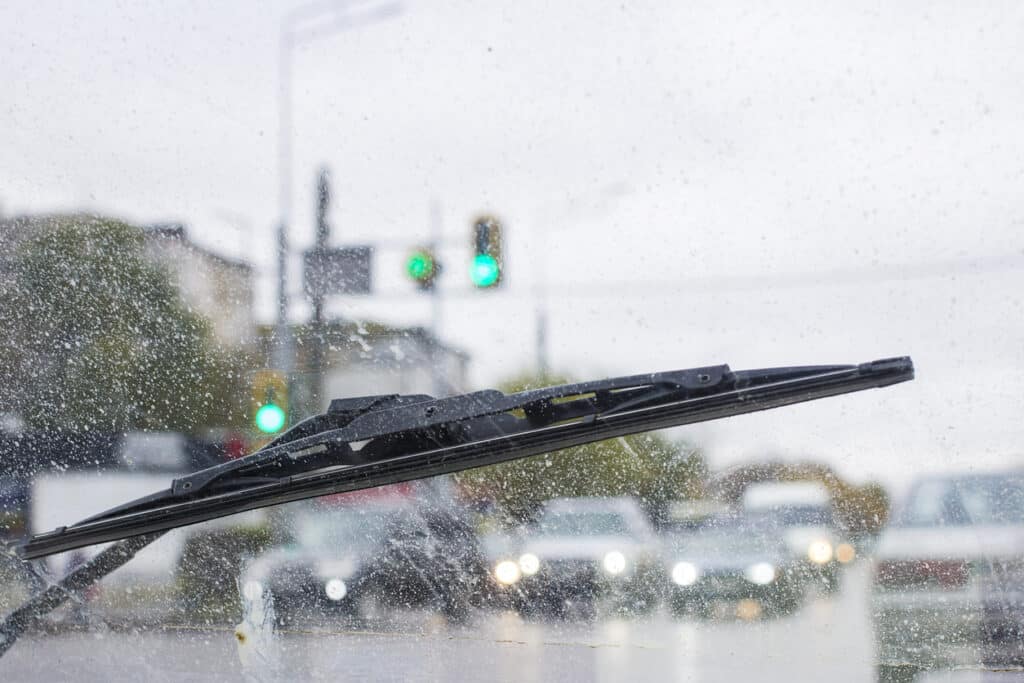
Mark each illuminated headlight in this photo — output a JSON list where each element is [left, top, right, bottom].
[[836, 543, 856, 564], [325, 578, 348, 601], [603, 551, 627, 575], [807, 540, 833, 565], [242, 580, 264, 601], [671, 562, 699, 586], [745, 562, 776, 585], [494, 560, 522, 585], [519, 553, 540, 576]]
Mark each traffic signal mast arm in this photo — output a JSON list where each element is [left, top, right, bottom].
[[19, 357, 914, 559]]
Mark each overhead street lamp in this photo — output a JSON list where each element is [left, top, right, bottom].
[[272, 0, 404, 380]]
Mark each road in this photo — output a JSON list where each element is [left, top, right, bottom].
[[1, 562, 1020, 682]]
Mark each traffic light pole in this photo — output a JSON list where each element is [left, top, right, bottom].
[[272, 222, 294, 420], [310, 168, 331, 413], [429, 200, 444, 397], [275, 1, 403, 423]]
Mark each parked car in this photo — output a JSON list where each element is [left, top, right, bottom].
[[871, 470, 1024, 682], [663, 515, 804, 618], [241, 496, 492, 624], [491, 497, 661, 617]]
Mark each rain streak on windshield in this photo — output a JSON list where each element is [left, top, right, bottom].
[[1, 1, 1023, 682]]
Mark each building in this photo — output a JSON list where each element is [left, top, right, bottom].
[[260, 321, 470, 416], [0, 215, 256, 351], [143, 223, 255, 349]]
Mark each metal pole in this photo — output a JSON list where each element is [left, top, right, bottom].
[[275, 2, 402, 415], [536, 305, 549, 378], [275, 22, 294, 397], [429, 200, 444, 396], [272, 222, 291, 374], [535, 220, 549, 378], [310, 168, 331, 412]]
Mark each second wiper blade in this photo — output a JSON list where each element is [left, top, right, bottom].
[[20, 357, 913, 559]]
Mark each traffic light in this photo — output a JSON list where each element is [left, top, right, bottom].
[[471, 216, 503, 288], [252, 369, 288, 434], [406, 248, 439, 290]]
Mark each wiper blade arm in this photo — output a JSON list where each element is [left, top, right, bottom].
[[18, 357, 913, 560], [0, 532, 163, 657]]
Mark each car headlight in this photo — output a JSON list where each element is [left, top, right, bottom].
[[745, 562, 776, 585], [242, 580, 264, 601], [671, 561, 699, 586], [836, 543, 856, 564], [807, 540, 833, 565], [494, 560, 521, 585], [603, 550, 627, 575], [518, 553, 540, 576], [324, 578, 348, 601]]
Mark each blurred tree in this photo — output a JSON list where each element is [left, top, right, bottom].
[[0, 215, 247, 432], [454, 372, 707, 525], [709, 461, 891, 535]]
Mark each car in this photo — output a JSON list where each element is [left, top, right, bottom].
[[743, 481, 848, 592], [663, 515, 804, 618], [871, 470, 1024, 682], [491, 497, 662, 618], [240, 495, 492, 624]]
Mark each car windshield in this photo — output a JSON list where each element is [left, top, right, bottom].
[[537, 511, 631, 537], [670, 530, 780, 557], [290, 505, 394, 551], [895, 475, 1024, 527], [748, 506, 834, 528], [2, 2, 1022, 681]]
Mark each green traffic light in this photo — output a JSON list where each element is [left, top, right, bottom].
[[407, 251, 434, 281], [470, 253, 500, 287], [255, 403, 286, 434]]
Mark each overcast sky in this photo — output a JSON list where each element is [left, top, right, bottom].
[[3, 0, 1023, 490]]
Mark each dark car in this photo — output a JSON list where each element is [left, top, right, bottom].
[[241, 496, 492, 624], [663, 518, 804, 618]]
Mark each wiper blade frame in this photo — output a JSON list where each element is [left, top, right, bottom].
[[18, 357, 913, 560]]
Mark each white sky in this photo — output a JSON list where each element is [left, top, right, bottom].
[[3, 0, 1024, 490]]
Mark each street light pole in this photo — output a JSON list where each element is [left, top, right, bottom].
[[272, 9, 296, 389], [273, 0, 403, 409]]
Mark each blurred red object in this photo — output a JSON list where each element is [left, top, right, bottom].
[[224, 432, 248, 460], [320, 482, 415, 506]]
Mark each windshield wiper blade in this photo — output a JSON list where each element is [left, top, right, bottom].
[[18, 357, 913, 560]]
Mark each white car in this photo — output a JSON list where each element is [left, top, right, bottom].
[[491, 497, 662, 617], [743, 481, 848, 591], [871, 470, 1024, 682]]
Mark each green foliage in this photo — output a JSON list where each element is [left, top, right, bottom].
[[0, 215, 246, 432], [455, 372, 707, 524], [710, 461, 891, 534]]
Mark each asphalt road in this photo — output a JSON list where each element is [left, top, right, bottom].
[[1, 562, 1021, 682]]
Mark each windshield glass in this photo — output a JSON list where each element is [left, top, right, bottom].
[[895, 475, 1024, 527], [2, 2, 1022, 681], [670, 530, 780, 556], [537, 511, 631, 537]]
